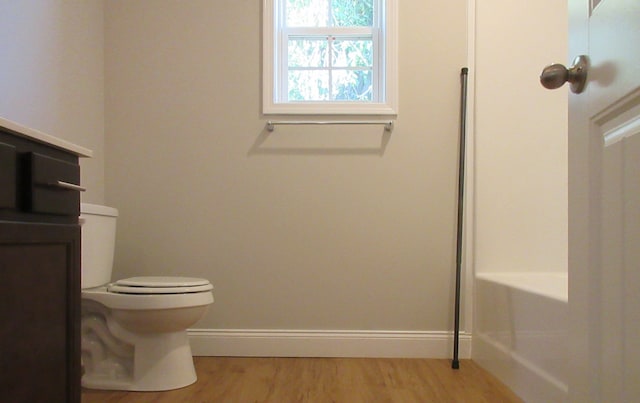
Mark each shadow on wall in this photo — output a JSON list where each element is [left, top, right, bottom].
[[248, 124, 393, 157]]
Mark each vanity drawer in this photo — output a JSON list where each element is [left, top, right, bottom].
[[27, 152, 81, 216], [0, 142, 16, 209]]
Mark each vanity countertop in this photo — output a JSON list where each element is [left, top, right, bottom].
[[0, 117, 93, 158]]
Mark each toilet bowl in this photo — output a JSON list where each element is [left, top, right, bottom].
[[80, 203, 214, 391]]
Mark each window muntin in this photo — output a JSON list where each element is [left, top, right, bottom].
[[286, 35, 374, 102]]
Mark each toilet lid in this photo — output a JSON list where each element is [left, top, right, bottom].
[[107, 276, 213, 295]]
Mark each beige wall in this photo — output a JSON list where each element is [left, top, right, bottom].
[[105, 1, 468, 331], [0, 1, 105, 203], [474, 0, 568, 274]]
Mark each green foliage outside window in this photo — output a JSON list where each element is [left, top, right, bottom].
[[285, 0, 376, 102], [285, 0, 374, 27]]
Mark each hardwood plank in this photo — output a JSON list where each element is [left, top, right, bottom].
[[82, 357, 523, 402]]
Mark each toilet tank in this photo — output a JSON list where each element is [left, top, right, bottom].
[[80, 203, 118, 289]]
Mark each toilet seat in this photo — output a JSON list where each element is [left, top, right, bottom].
[[107, 276, 213, 295]]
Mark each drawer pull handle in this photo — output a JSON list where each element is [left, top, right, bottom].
[[55, 180, 86, 192]]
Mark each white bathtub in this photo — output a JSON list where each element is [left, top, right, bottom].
[[473, 272, 568, 403]]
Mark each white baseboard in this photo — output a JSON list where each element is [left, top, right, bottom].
[[188, 329, 472, 358]]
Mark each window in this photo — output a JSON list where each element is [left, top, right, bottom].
[[263, 0, 398, 115]]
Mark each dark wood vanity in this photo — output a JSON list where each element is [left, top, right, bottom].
[[0, 120, 91, 403]]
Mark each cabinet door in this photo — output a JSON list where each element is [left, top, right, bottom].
[[0, 223, 80, 403], [0, 142, 16, 208]]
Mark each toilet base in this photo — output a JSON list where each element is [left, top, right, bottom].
[[82, 309, 198, 391]]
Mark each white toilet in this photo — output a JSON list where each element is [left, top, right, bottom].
[[80, 203, 213, 391]]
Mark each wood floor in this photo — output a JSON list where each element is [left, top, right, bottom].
[[82, 357, 523, 403]]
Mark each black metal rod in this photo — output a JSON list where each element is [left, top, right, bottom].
[[452, 67, 469, 370]]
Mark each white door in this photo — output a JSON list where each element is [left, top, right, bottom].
[[566, 0, 640, 401]]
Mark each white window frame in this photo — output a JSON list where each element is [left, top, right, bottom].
[[263, 0, 398, 115]]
